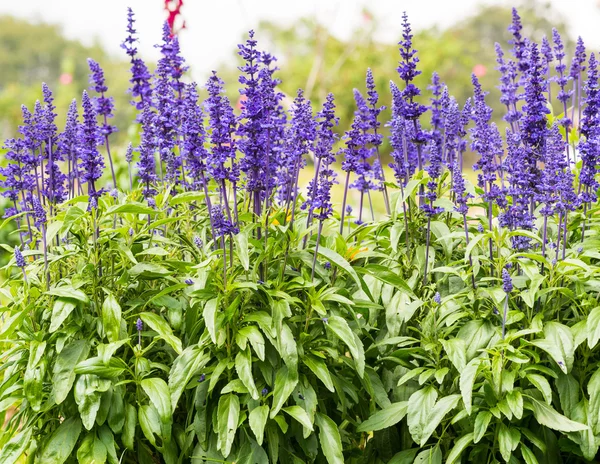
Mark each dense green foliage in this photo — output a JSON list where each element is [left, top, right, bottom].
[[1, 179, 600, 463]]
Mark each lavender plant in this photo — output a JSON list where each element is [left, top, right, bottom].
[[3, 7, 600, 464]]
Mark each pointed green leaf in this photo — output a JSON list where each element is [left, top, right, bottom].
[[249, 405, 269, 446], [316, 413, 344, 464], [217, 394, 240, 458], [356, 401, 408, 432]]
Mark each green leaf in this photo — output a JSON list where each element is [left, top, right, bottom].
[[47, 287, 89, 303], [363, 264, 414, 296], [74, 374, 104, 430], [203, 298, 218, 345], [303, 355, 335, 392], [140, 312, 183, 354], [530, 322, 574, 374], [316, 413, 344, 464], [414, 446, 442, 464], [460, 359, 480, 415], [217, 394, 240, 458], [52, 340, 90, 404], [498, 423, 520, 462], [388, 449, 419, 464], [101, 293, 121, 343], [141, 378, 172, 437], [38, 417, 82, 464], [407, 386, 438, 445], [0, 428, 32, 464], [169, 345, 209, 411], [278, 322, 298, 372], [506, 390, 524, 420], [234, 231, 250, 271], [106, 202, 158, 215], [169, 191, 206, 205], [445, 434, 474, 464], [249, 405, 269, 446], [473, 411, 492, 443], [419, 394, 461, 445], [239, 325, 265, 361], [526, 397, 588, 432], [138, 404, 161, 446], [326, 315, 365, 378], [587, 306, 600, 348], [441, 339, 467, 372], [520, 444, 539, 464], [282, 405, 314, 432], [270, 366, 298, 418], [122, 404, 137, 450], [527, 373, 553, 405], [317, 246, 367, 298], [235, 347, 259, 400], [49, 298, 77, 332], [129, 262, 171, 279], [356, 401, 408, 432], [77, 433, 107, 464]]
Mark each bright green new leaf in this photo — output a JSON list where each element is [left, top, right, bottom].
[[303, 355, 335, 392]]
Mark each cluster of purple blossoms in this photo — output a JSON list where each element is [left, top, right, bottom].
[[5, 6, 600, 289]]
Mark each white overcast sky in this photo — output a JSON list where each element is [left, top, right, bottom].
[[2, 0, 600, 81]]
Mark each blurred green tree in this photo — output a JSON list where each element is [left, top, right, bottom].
[[0, 15, 135, 146]]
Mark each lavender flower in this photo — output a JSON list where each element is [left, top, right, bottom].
[[470, 75, 503, 205], [261, 387, 269, 396], [570, 37, 587, 81], [279, 89, 316, 204], [78, 91, 105, 202], [184, 278, 194, 285], [495, 43, 521, 127], [15, 247, 25, 268], [502, 268, 513, 293], [156, 21, 188, 95], [433, 292, 441, 304], [137, 104, 158, 198], [136, 318, 143, 331], [193, 236, 203, 249], [181, 83, 208, 190], [307, 93, 338, 221], [205, 71, 238, 186], [198, 374, 206, 383], [508, 8, 528, 72], [211, 205, 238, 237], [32, 196, 46, 229], [58, 100, 81, 197], [87, 59, 117, 136], [237, 31, 266, 213], [452, 160, 471, 216], [578, 53, 600, 204], [122, 8, 152, 109]]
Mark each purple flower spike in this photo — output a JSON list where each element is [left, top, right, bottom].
[[502, 268, 513, 294], [79, 90, 105, 201], [15, 247, 25, 268], [122, 8, 152, 109], [136, 317, 143, 332]]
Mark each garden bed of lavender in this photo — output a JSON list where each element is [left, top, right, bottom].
[[1, 6, 600, 464]]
